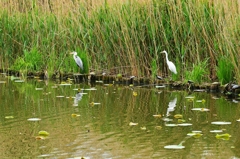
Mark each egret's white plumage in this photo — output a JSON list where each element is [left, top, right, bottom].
[[71, 52, 83, 70], [161, 50, 177, 74]]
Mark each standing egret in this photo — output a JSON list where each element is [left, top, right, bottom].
[[161, 50, 177, 74], [70, 51, 83, 70]]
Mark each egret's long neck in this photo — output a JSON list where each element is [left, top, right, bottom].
[[164, 52, 169, 62]]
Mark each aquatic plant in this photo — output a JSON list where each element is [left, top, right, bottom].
[[216, 56, 234, 85], [185, 59, 209, 84]]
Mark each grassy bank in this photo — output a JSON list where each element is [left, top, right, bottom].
[[0, 0, 239, 84]]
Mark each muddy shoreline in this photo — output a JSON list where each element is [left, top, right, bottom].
[[0, 69, 239, 100]]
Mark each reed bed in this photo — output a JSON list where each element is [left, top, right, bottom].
[[0, 0, 239, 83]]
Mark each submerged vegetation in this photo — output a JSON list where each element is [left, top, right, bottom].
[[0, 0, 239, 83]]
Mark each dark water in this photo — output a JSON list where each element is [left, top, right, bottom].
[[0, 75, 240, 158]]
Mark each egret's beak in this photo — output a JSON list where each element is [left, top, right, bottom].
[[69, 52, 74, 55]]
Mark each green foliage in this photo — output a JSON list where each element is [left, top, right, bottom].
[[11, 47, 43, 72], [216, 57, 234, 85], [0, 1, 239, 82], [185, 59, 209, 84]]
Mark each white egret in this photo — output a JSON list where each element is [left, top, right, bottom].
[[161, 50, 177, 74], [70, 51, 83, 70]]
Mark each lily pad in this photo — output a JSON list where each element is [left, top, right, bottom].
[[0, 81, 6, 84], [56, 96, 65, 98], [174, 114, 183, 119], [71, 114, 80, 117], [185, 96, 195, 99], [191, 108, 210, 111], [27, 118, 41, 121], [210, 130, 223, 133], [153, 114, 162, 118], [216, 133, 231, 140], [162, 118, 173, 122], [89, 102, 101, 106], [38, 131, 50, 136], [5, 116, 14, 119], [129, 122, 138, 126], [155, 126, 162, 130], [155, 85, 166, 88], [187, 132, 203, 137], [133, 91, 137, 96], [211, 121, 231, 125], [164, 145, 185, 149], [165, 124, 178, 127], [178, 123, 192, 126]]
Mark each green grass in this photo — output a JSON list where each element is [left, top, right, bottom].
[[185, 59, 209, 84], [0, 0, 239, 83], [216, 56, 234, 85]]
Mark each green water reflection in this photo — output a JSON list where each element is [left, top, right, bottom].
[[0, 77, 240, 158]]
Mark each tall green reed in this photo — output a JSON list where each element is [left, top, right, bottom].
[[0, 0, 239, 82]]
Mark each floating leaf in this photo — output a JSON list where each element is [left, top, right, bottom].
[[5, 116, 14, 119], [71, 114, 80, 117], [117, 74, 122, 78], [162, 118, 173, 122], [155, 126, 162, 130], [89, 102, 101, 106], [196, 99, 206, 103], [174, 114, 183, 119], [191, 108, 210, 111], [140, 126, 146, 130], [187, 132, 203, 138], [210, 130, 223, 133], [56, 95, 65, 98], [216, 133, 231, 140], [165, 123, 178, 127], [27, 118, 41, 121], [133, 91, 137, 96], [0, 81, 6, 84], [164, 145, 185, 149], [83, 88, 97, 91], [178, 123, 192, 126], [192, 130, 202, 133], [185, 96, 195, 99], [153, 114, 162, 118], [129, 122, 138, 126], [211, 121, 231, 125], [237, 119, 240, 122], [38, 131, 50, 136], [155, 85, 166, 88], [178, 119, 186, 123]]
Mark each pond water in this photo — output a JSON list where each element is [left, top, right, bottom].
[[0, 75, 240, 158]]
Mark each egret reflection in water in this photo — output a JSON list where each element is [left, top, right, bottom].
[[166, 97, 177, 116], [73, 89, 83, 106]]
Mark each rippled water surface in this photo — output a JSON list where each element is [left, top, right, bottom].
[[0, 76, 240, 158]]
